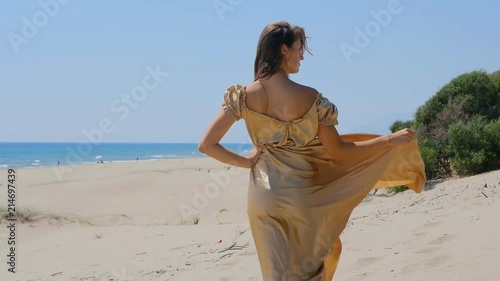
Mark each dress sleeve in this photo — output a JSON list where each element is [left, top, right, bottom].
[[221, 84, 245, 121], [316, 94, 339, 126]]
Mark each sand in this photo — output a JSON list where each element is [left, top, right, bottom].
[[0, 158, 499, 281]]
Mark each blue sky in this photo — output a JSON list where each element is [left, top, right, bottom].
[[1, 0, 499, 143]]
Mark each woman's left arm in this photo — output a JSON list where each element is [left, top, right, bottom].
[[198, 109, 261, 168]]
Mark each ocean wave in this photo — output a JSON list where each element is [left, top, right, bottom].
[[153, 154, 197, 158], [0, 142, 225, 168], [110, 160, 140, 163], [166, 154, 192, 158]]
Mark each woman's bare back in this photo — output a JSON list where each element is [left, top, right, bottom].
[[245, 77, 319, 123]]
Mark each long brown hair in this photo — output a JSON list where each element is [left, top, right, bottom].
[[254, 21, 311, 81]]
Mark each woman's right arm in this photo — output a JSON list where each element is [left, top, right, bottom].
[[318, 124, 416, 161]]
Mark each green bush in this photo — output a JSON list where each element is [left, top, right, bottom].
[[410, 70, 500, 179], [415, 70, 500, 137], [418, 138, 438, 178], [448, 116, 500, 175], [491, 72, 500, 88], [485, 118, 500, 159], [491, 70, 500, 102], [418, 137, 452, 179], [387, 185, 409, 194], [387, 70, 500, 181], [389, 120, 413, 133]]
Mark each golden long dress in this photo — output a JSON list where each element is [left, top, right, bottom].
[[221, 84, 426, 281]]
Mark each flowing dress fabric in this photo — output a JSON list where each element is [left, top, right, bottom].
[[221, 84, 426, 281]]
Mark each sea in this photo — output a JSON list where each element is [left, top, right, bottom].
[[0, 142, 253, 169]]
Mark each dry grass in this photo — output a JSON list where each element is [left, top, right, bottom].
[[0, 207, 93, 225], [180, 215, 200, 225]]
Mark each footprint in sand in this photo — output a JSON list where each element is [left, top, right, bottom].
[[414, 247, 438, 254], [357, 257, 383, 266], [473, 201, 487, 207], [423, 220, 445, 228], [424, 255, 452, 268], [429, 234, 455, 245], [402, 255, 452, 273], [413, 234, 455, 255], [412, 231, 427, 238]]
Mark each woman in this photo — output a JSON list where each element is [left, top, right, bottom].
[[199, 21, 425, 281]]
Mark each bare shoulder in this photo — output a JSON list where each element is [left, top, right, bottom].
[[292, 82, 320, 98], [243, 81, 268, 113], [243, 80, 264, 95]]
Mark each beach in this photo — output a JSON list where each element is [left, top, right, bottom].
[[0, 158, 499, 281]]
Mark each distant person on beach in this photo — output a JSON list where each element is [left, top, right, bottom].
[[199, 21, 426, 280]]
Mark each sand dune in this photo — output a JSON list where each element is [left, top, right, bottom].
[[0, 158, 499, 281]]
